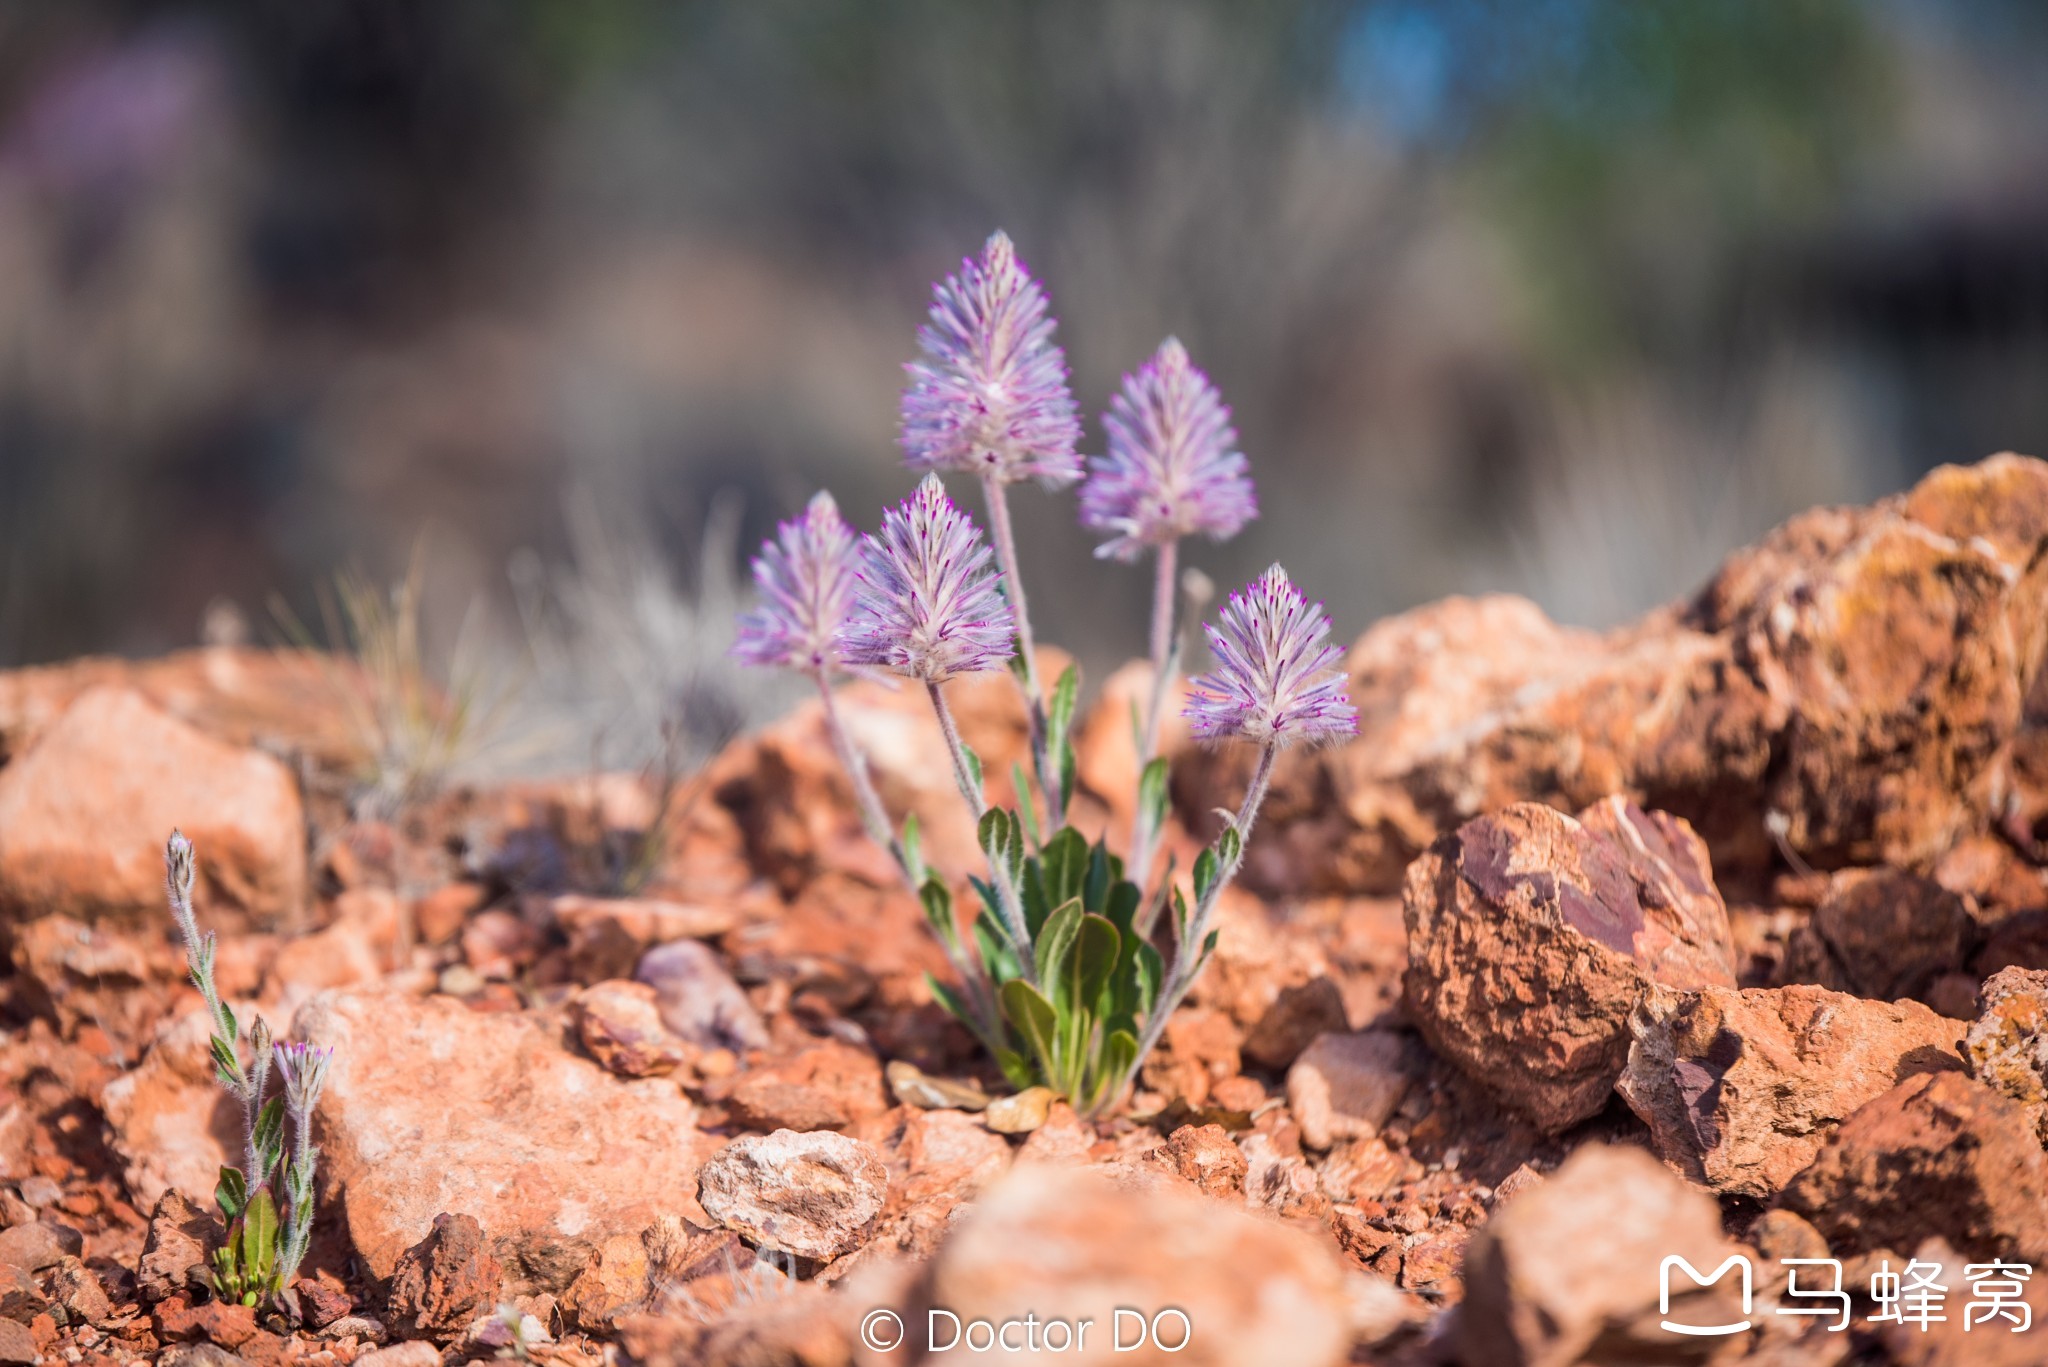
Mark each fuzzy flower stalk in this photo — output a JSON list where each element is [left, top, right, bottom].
[[731, 481, 1017, 1039], [272, 1041, 333, 1288], [900, 231, 1082, 825], [1080, 338, 1256, 891], [166, 833, 333, 1307], [1118, 565, 1356, 1096], [731, 491, 903, 864]]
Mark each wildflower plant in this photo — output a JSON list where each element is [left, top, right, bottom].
[[166, 833, 334, 1306], [732, 232, 1356, 1115]]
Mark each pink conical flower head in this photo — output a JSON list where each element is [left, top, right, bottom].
[[841, 474, 1017, 682], [899, 231, 1083, 488], [1184, 564, 1357, 746], [732, 491, 859, 675], [1081, 337, 1257, 561]]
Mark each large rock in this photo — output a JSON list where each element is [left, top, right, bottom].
[[101, 1009, 243, 1212], [1402, 798, 1737, 1131], [1803, 868, 1979, 1002], [696, 1129, 887, 1264], [900, 1163, 1354, 1367], [1618, 983, 1963, 1196], [1455, 1144, 1748, 1367], [0, 687, 306, 927], [1964, 967, 2048, 1125], [1190, 454, 2048, 899], [1777, 1070, 2048, 1262], [1285, 1030, 1412, 1151], [293, 989, 714, 1293]]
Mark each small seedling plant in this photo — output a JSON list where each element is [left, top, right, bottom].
[[734, 233, 1356, 1116], [165, 833, 334, 1306]]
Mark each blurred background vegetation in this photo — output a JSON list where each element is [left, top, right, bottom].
[[3, 0, 2046, 768]]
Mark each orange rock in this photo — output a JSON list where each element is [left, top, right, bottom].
[[1403, 798, 1738, 1131], [1619, 983, 1963, 1196], [0, 687, 306, 928], [293, 989, 716, 1293]]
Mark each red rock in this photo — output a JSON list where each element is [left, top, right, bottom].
[[1286, 1030, 1412, 1151], [292, 1276, 353, 1329], [696, 1129, 888, 1263], [1805, 868, 1979, 1002], [293, 989, 714, 1294], [1402, 798, 1737, 1131], [0, 687, 306, 928], [903, 1163, 1353, 1367], [0, 1320, 34, 1366], [1137, 1008, 1241, 1108], [0, 1219, 82, 1273], [573, 981, 690, 1078], [1240, 977, 1349, 1072], [549, 895, 736, 981], [47, 1256, 111, 1326], [154, 1297, 258, 1348], [386, 1213, 504, 1339], [135, 1190, 222, 1305], [1456, 1144, 1747, 1367], [7, 914, 168, 1057], [1778, 1070, 2048, 1262], [725, 1040, 886, 1133], [1964, 966, 2048, 1133], [1184, 455, 2048, 900], [634, 940, 768, 1053], [412, 883, 487, 948], [101, 1009, 241, 1212], [1154, 1124, 1246, 1201], [1747, 1209, 1828, 1263], [1618, 983, 1963, 1196], [458, 910, 539, 981], [559, 1234, 649, 1332]]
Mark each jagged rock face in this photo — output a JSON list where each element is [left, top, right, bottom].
[[1198, 453, 2048, 902], [1401, 797, 1738, 1131]]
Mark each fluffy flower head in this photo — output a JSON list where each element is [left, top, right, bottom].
[[273, 1040, 334, 1115], [899, 231, 1083, 488], [731, 491, 858, 674], [1081, 338, 1256, 561], [841, 474, 1016, 682], [1184, 564, 1357, 746]]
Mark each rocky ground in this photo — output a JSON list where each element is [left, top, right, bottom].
[[5, 454, 2048, 1366]]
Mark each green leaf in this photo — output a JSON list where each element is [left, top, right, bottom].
[[1058, 738, 1078, 817], [971, 911, 1021, 977], [1083, 840, 1112, 912], [252, 1096, 286, 1183], [1104, 879, 1141, 937], [1012, 763, 1042, 848], [242, 1187, 280, 1289], [961, 742, 984, 796], [1134, 942, 1165, 1016], [218, 1000, 237, 1043], [1215, 824, 1242, 873], [995, 1048, 1038, 1091], [1070, 913, 1121, 1017], [1047, 665, 1080, 747], [215, 1165, 248, 1223], [1193, 847, 1219, 904], [1033, 900, 1084, 998], [1000, 980, 1061, 1079], [210, 1034, 244, 1090], [1092, 1029, 1139, 1112], [901, 815, 926, 888], [1138, 758, 1170, 833], [1170, 885, 1191, 941], [919, 878, 959, 952], [1041, 827, 1089, 908]]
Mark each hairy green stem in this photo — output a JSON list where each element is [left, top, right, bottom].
[[1115, 740, 1279, 1108], [978, 473, 1064, 829]]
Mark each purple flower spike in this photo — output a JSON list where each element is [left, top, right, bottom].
[[1184, 565, 1357, 746], [899, 231, 1083, 489], [1081, 338, 1257, 562], [273, 1040, 334, 1114], [842, 474, 1017, 682], [732, 490, 859, 674]]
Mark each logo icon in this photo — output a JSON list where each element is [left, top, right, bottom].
[[1661, 1254, 1753, 1336]]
